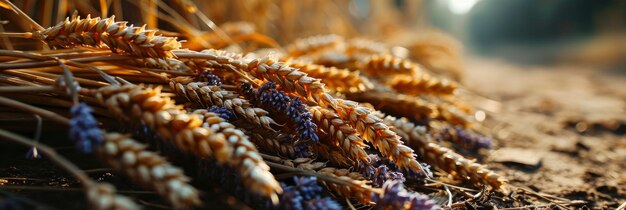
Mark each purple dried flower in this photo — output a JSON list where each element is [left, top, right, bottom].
[[372, 181, 439, 210], [242, 82, 319, 143], [303, 196, 341, 210], [373, 165, 406, 187], [278, 177, 339, 210], [435, 126, 492, 153], [69, 102, 103, 154], [208, 106, 235, 121], [371, 155, 432, 180], [25, 147, 41, 160], [198, 71, 222, 86], [294, 143, 310, 158]]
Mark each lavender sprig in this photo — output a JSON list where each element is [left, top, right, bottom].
[[434, 126, 492, 153], [372, 165, 406, 188], [370, 154, 432, 180], [372, 181, 439, 210], [198, 71, 222, 86], [208, 106, 235, 121], [68, 102, 103, 154], [278, 177, 340, 210], [242, 82, 319, 144]]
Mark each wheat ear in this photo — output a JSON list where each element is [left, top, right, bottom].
[[94, 84, 282, 202], [331, 99, 425, 175], [170, 77, 277, 131], [248, 131, 300, 158], [386, 74, 457, 96], [348, 91, 472, 126], [316, 167, 376, 204], [99, 132, 201, 208], [287, 34, 344, 57], [309, 106, 371, 169], [190, 108, 281, 198], [360, 54, 416, 76], [382, 115, 507, 191], [88, 183, 141, 210], [286, 61, 373, 93], [33, 15, 181, 58]]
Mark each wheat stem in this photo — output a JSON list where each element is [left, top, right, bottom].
[[0, 0, 44, 31], [0, 96, 70, 125], [0, 85, 56, 93]]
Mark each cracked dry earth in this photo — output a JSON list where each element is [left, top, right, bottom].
[[465, 58, 626, 209]]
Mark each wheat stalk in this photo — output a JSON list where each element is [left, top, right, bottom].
[[94, 84, 282, 202], [127, 58, 191, 73], [309, 106, 371, 169], [98, 132, 201, 208], [382, 115, 507, 191], [169, 77, 278, 131], [32, 15, 181, 58]]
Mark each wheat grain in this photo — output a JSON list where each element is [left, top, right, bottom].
[[94, 84, 282, 201], [99, 132, 201, 208], [33, 15, 181, 58], [382, 115, 507, 191]]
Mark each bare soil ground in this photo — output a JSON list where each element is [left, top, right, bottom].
[[465, 58, 626, 209]]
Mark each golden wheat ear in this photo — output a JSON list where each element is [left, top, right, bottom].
[[383, 115, 508, 192], [309, 106, 371, 169], [98, 132, 201, 208], [32, 15, 181, 58], [287, 61, 374, 93], [94, 84, 282, 202]]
